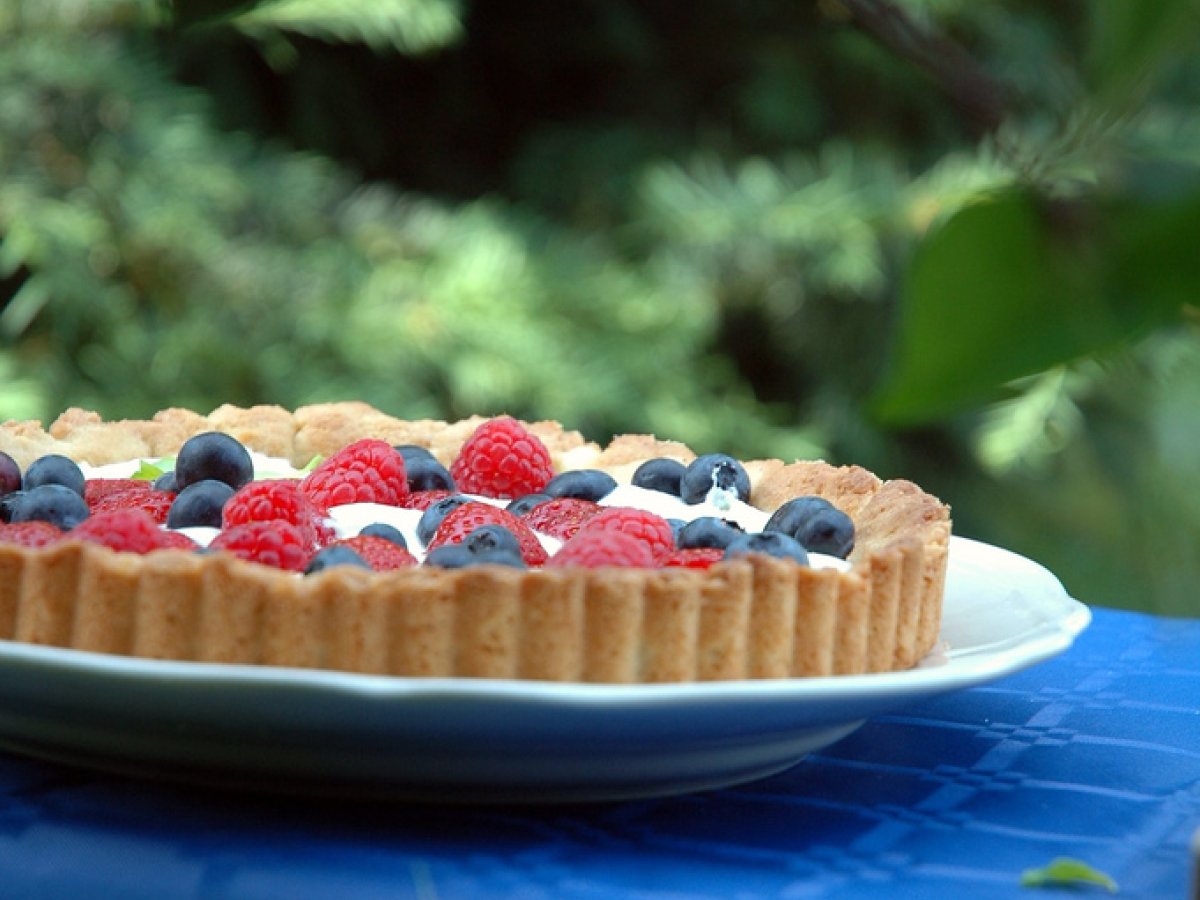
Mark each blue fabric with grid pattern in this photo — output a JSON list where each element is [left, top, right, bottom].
[[0, 606, 1197, 899]]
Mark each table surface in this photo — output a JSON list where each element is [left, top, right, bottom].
[[0, 605, 1197, 900]]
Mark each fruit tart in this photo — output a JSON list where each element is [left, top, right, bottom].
[[0, 403, 951, 683]]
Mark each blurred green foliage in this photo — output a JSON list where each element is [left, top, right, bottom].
[[1, 0, 1198, 616]]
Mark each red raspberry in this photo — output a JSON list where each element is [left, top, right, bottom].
[[70, 509, 177, 554], [658, 547, 724, 569], [426, 501, 549, 565], [158, 529, 200, 551], [300, 438, 409, 513], [91, 485, 175, 524], [576, 507, 675, 558], [223, 479, 333, 548], [85, 478, 157, 506], [400, 489, 455, 511], [546, 529, 656, 569], [521, 497, 602, 541], [333, 535, 417, 571], [0, 520, 66, 548], [449, 417, 554, 499], [209, 521, 312, 571]]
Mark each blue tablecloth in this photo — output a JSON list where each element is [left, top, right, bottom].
[[1, 606, 1197, 899]]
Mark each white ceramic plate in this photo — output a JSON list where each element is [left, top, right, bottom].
[[0, 537, 1089, 802]]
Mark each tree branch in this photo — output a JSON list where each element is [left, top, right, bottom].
[[834, 0, 1009, 138]]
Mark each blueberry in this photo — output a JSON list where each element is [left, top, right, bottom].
[[11, 484, 90, 530], [166, 479, 234, 529], [174, 432, 253, 492], [464, 524, 522, 558], [765, 496, 855, 558], [359, 522, 408, 548], [724, 531, 809, 565], [631, 458, 686, 496], [24, 454, 85, 497], [676, 516, 745, 551], [424, 542, 524, 569], [394, 444, 437, 464], [666, 517, 686, 541], [680, 454, 751, 505], [1, 490, 25, 523], [542, 469, 617, 502], [507, 493, 551, 516], [416, 494, 470, 545], [305, 544, 372, 575], [153, 470, 178, 493], [423, 544, 477, 569], [0, 451, 21, 498], [404, 455, 456, 492]]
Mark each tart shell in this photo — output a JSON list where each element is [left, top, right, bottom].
[[0, 403, 950, 682]]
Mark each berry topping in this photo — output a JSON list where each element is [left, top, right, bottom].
[[153, 470, 178, 493], [676, 516, 745, 551], [71, 509, 178, 554], [542, 469, 618, 502], [448, 417, 554, 499], [222, 479, 331, 548], [84, 478, 151, 506], [24, 454, 85, 497], [0, 520, 66, 548], [630, 457, 687, 496], [300, 438, 409, 513], [304, 544, 373, 575], [394, 444, 437, 464], [426, 501, 549, 566], [209, 521, 313, 571], [724, 531, 809, 565], [166, 479, 235, 529], [404, 455, 456, 493], [0, 491, 22, 523], [547, 529, 656, 569], [423, 544, 479, 569], [575, 507, 676, 558], [680, 454, 752, 506], [10, 484, 90, 530], [463, 523, 523, 559], [400, 489, 456, 511], [506, 492, 552, 516], [764, 496, 855, 558], [416, 494, 472, 545], [0, 451, 21, 498], [174, 432, 254, 492], [658, 547, 725, 569], [358, 522, 408, 548], [521, 497, 602, 541], [332, 534, 417, 571], [92, 487, 175, 525]]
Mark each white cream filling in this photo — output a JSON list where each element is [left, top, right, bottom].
[[79, 456, 846, 569]]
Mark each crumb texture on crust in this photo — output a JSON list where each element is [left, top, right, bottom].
[[0, 403, 951, 682]]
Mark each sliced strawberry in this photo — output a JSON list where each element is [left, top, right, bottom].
[[521, 497, 602, 541], [334, 535, 417, 571], [426, 501, 548, 566]]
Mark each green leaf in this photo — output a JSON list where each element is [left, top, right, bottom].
[[871, 188, 1196, 424], [1020, 857, 1118, 893], [1086, 0, 1200, 105], [131, 458, 170, 480], [229, 0, 463, 54]]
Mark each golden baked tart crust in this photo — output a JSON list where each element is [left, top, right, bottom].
[[0, 403, 951, 683]]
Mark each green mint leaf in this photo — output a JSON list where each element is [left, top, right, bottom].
[[131, 458, 170, 481], [1021, 857, 1118, 893], [302, 454, 324, 472]]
